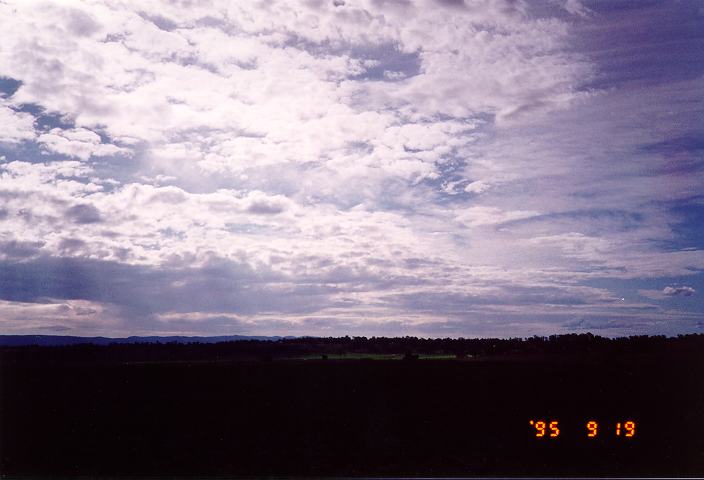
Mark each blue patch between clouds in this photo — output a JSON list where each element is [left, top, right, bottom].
[[0, 77, 21, 97]]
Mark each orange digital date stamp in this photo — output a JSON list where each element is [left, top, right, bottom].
[[529, 420, 636, 438]]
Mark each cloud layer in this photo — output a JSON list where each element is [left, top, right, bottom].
[[0, 0, 703, 337]]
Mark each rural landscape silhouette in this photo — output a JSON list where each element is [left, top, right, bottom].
[[2, 333, 703, 476]]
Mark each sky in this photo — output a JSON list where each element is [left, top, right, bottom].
[[0, 0, 703, 338]]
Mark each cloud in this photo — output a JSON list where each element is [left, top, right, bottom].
[[639, 286, 698, 300], [243, 191, 290, 215], [0, 298, 115, 335], [0, 0, 702, 337], [0, 100, 36, 143], [561, 0, 591, 18], [0, 240, 45, 260], [36, 324, 73, 332], [65, 204, 102, 224], [464, 180, 491, 195], [38, 128, 129, 161], [663, 286, 696, 297]]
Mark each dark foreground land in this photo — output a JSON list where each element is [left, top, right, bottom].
[[1, 334, 704, 477]]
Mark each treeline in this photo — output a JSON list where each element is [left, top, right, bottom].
[[1, 333, 703, 365]]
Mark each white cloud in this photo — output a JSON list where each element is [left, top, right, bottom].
[[663, 286, 696, 297], [38, 127, 129, 160], [562, 0, 592, 18], [0, 298, 117, 335], [0, 100, 36, 143], [0, 0, 590, 174], [0, 0, 702, 336], [464, 180, 491, 194]]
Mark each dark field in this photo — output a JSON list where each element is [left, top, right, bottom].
[[1, 339, 704, 477]]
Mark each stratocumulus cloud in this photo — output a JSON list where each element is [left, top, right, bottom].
[[0, 0, 702, 337], [663, 286, 696, 297]]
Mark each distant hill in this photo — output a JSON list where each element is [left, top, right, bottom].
[[0, 335, 289, 346]]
